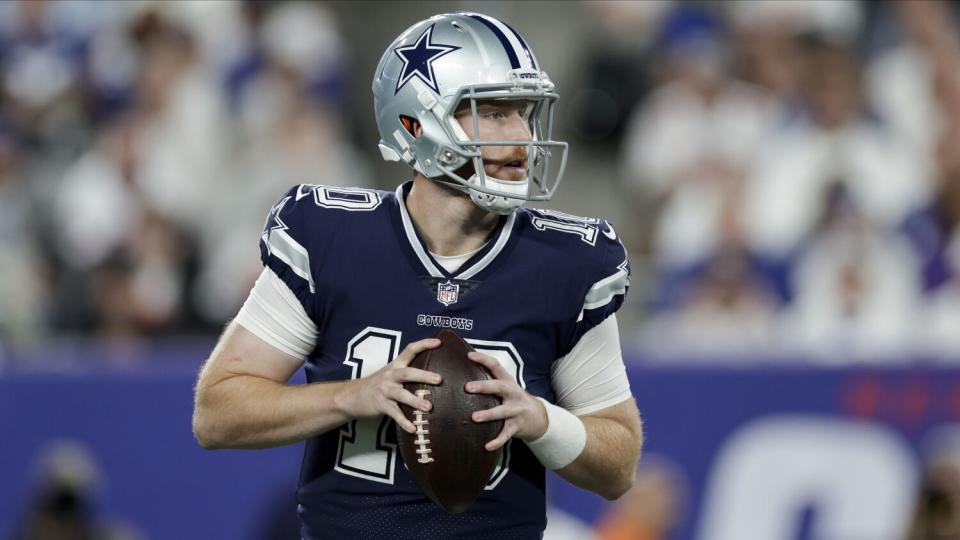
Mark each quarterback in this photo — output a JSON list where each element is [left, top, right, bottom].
[[193, 12, 642, 538]]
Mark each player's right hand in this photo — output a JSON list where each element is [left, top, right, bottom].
[[338, 338, 443, 433]]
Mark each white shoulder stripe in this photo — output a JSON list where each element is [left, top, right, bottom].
[[264, 228, 316, 294], [577, 263, 630, 320]]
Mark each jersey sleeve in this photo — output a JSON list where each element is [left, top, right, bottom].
[[552, 314, 633, 415], [234, 267, 319, 360], [259, 185, 319, 314], [571, 219, 631, 344]]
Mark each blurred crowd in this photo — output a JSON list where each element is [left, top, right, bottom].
[[0, 0, 958, 365], [594, 0, 960, 363], [0, 0, 366, 353]]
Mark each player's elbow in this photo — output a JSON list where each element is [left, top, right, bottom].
[[599, 469, 635, 501], [192, 391, 228, 450], [192, 409, 222, 449], [193, 419, 218, 450], [600, 425, 643, 500]]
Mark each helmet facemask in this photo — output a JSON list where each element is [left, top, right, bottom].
[[424, 78, 568, 214]]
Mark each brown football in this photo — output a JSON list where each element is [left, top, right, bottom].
[[397, 329, 503, 513]]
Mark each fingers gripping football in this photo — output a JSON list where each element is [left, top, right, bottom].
[[345, 338, 443, 433], [465, 351, 548, 451]]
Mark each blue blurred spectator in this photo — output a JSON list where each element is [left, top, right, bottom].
[[742, 33, 928, 263], [621, 6, 777, 272], [0, 0, 91, 152], [780, 182, 922, 362], [912, 122, 960, 359], [637, 239, 780, 361], [192, 1, 367, 324]]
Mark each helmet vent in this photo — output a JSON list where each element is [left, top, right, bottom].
[[399, 115, 419, 136]]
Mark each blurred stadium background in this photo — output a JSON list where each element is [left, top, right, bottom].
[[2, 0, 960, 538]]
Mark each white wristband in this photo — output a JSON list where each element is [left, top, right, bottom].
[[525, 397, 587, 470]]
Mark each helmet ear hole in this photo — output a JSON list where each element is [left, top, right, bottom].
[[400, 115, 421, 137]]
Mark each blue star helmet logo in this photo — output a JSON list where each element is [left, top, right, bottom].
[[393, 24, 460, 95]]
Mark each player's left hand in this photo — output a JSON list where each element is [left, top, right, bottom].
[[465, 351, 549, 451]]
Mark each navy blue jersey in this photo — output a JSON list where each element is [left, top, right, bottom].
[[259, 182, 630, 539]]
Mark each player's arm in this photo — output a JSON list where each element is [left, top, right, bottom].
[[193, 323, 440, 449], [551, 398, 641, 500], [194, 320, 346, 449], [467, 314, 642, 500], [192, 269, 440, 450]]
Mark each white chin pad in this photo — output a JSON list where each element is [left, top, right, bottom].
[[483, 175, 529, 197], [467, 174, 528, 214]]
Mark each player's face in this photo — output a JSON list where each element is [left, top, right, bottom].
[[453, 100, 533, 182]]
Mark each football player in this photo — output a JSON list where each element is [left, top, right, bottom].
[[193, 12, 642, 538]]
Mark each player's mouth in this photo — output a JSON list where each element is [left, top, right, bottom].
[[500, 159, 527, 179]]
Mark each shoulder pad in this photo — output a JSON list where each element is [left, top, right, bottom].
[[520, 208, 631, 344], [259, 184, 389, 301]]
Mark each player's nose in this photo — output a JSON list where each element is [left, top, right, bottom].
[[505, 111, 532, 141]]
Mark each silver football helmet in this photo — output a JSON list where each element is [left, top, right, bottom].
[[373, 12, 568, 214]]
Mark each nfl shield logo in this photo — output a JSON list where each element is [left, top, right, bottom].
[[437, 280, 460, 306]]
